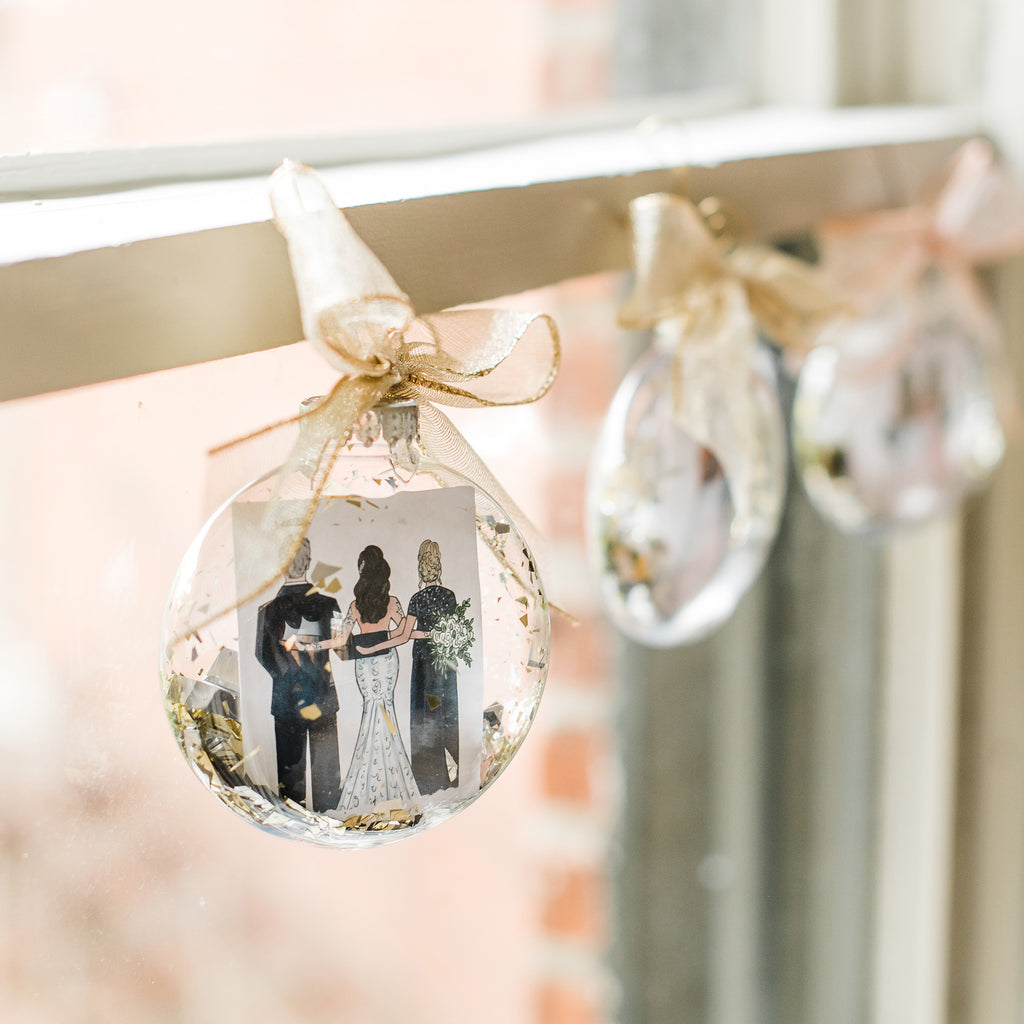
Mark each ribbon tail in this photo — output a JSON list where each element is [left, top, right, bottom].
[[665, 281, 761, 527], [181, 376, 390, 640], [257, 374, 391, 568], [417, 402, 568, 618]]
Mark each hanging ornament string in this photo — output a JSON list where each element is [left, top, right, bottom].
[[204, 160, 560, 630], [816, 138, 1024, 392]]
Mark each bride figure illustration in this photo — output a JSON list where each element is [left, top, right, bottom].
[[306, 545, 419, 815], [359, 540, 462, 795]]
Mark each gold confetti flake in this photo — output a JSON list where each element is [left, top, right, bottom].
[[426, 694, 441, 711], [339, 807, 421, 832], [311, 561, 342, 583]]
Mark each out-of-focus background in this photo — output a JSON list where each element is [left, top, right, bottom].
[[0, 7, 631, 1021], [2, 1, 1024, 1023], [0, 0, 747, 153]]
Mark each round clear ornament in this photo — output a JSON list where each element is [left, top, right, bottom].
[[791, 275, 1006, 534], [160, 400, 550, 847], [587, 318, 787, 648]]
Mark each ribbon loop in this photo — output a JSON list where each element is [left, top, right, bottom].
[[270, 161, 415, 372], [619, 193, 720, 328], [402, 310, 560, 407]]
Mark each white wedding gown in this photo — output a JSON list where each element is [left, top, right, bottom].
[[338, 647, 420, 814]]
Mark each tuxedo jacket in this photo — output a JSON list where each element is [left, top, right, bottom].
[[255, 583, 341, 719]]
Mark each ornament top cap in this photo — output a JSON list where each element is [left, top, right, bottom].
[[300, 395, 419, 450]]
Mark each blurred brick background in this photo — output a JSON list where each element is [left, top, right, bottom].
[[0, 3, 630, 1021]]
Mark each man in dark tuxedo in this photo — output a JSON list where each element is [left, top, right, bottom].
[[255, 538, 342, 811]]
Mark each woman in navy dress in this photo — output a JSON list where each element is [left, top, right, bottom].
[[406, 540, 459, 794]]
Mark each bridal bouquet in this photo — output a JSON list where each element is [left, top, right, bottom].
[[429, 599, 476, 671]]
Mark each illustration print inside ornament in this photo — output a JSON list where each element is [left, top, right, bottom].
[[588, 344, 786, 647], [160, 401, 550, 848], [792, 293, 1006, 534], [235, 487, 482, 827]]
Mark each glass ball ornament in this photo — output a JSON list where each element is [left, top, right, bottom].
[[586, 318, 787, 647], [791, 277, 1006, 534], [160, 400, 550, 847]]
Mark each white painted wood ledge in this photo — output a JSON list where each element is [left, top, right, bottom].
[[0, 104, 981, 402]]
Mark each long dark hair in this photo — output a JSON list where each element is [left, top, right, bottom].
[[353, 545, 390, 623]]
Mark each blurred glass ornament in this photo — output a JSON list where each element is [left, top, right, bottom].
[[587, 193, 842, 647], [791, 140, 1024, 534], [792, 274, 1006, 533], [161, 399, 549, 848], [588, 307, 787, 647]]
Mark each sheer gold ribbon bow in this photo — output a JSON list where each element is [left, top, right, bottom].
[[212, 160, 560, 618], [819, 139, 1024, 308], [815, 138, 1024, 421], [620, 192, 847, 351], [610, 192, 847, 527], [618, 192, 847, 434]]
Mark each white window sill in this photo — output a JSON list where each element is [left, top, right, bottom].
[[0, 103, 981, 402]]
